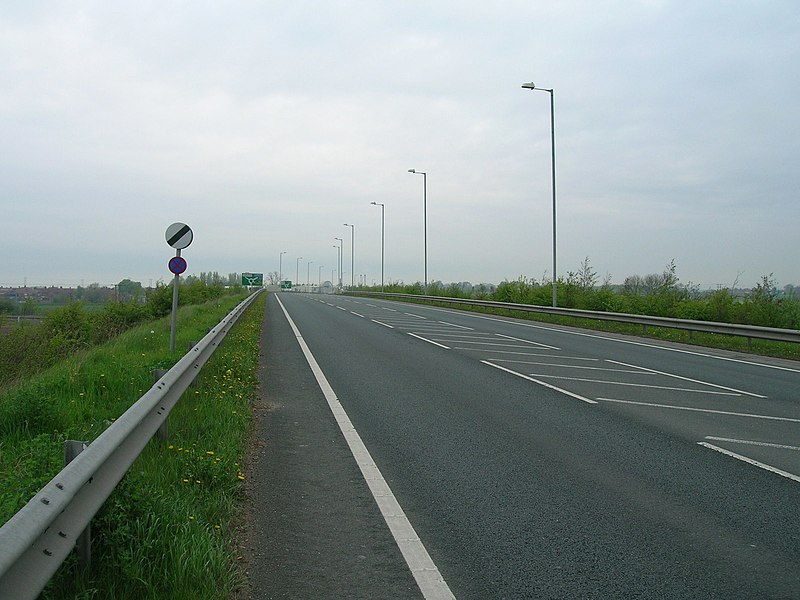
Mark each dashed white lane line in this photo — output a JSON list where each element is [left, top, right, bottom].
[[404, 312, 428, 319], [598, 398, 800, 423], [605, 360, 767, 398], [351, 312, 365, 318], [482, 360, 597, 404], [697, 442, 800, 484], [276, 295, 456, 600], [372, 320, 395, 329]]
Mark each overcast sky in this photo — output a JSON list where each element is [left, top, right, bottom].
[[2, 1, 798, 290]]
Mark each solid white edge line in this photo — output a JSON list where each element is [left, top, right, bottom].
[[408, 333, 451, 349], [481, 360, 597, 404], [697, 442, 800, 483], [275, 295, 456, 599]]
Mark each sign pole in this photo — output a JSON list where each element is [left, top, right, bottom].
[[165, 222, 193, 353], [170, 248, 180, 353]]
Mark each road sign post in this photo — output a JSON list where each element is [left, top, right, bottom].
[[165, 223, 193, 352]]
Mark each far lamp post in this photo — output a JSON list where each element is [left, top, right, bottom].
[[333, 239, 343, 289], [371, 201, 385, 293], [296, 256, 302, 286], [279, 251, 286, 283], [521, 81, 558, 307], [408, 169, 427, 293], [343, 223, 355, 288]]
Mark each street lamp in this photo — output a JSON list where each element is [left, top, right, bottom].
[[296, 256, 302, 287], [307, 260, 313, 286], [279, 251, 286, 283], [371, 202, 385, 293], [408, 169, 427, 293], [343, 223, 355, 288], [318, 265, 324, 286], [333, 238, 343, 289], [521, 81, 558, 307]]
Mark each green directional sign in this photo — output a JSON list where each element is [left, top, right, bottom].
[[280, 280, 292, 290], [241, 272, 264, 286]]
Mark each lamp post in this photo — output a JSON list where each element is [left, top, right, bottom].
[[333, 239, 343, 289], [319, 265, 324, 286], [296, 256, 302, 287], [408, 169, 427, 293], [370, 202, 385, 293], [307, 260, 313, 286], [521, 82, 558, 307], [343, 223, 355, 288], [279, 251, 286, 283]]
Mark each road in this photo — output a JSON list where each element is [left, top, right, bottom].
[[249, 292, 800, 599]]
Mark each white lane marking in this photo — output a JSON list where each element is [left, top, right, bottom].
[[490, 353, 598, 362], [598, 397, 800, 423], [408, 333, 451, 349], [495, 361, 647, 374], [530, 374, 740, 395], [704, 436, 800, 451], [372, 320, 395, 329], [697, 443, 800, 484], [382, 307, 398, 312], [337, 306, 347, 311], [351, 312, 365, 318], [482, 360, 597, 404], [418, 305, 800, 374], [495, 333, 559, 350], [438, 321, 474, 330], [404, 312, 428, 319], [275, 296, 456, 599], [366, 303, 377, 307], [451, 341, 554, 349], [605, 360, 767, 398], [454, 348, 560, 356]]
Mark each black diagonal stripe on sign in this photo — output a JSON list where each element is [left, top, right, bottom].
[[168, 225, 191, 247]]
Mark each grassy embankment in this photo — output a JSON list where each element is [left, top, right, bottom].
[[0, 291, 265, 599]]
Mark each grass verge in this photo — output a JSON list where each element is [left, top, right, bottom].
[[0, 291, 265, 599]]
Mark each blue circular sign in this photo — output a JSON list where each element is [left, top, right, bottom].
[[168, 256, 187, 275]]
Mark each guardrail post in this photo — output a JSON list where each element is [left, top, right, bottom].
[[153, 369, 169, 441], [64, 441, 90, 571], [188, 341, 199, 388]]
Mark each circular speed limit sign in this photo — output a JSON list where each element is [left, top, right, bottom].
[[165, 222, 193, 249]]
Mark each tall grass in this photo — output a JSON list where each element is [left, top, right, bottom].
[[0, 292, 264, 599]]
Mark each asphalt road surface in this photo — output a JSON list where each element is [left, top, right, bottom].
[[245, 292, 800, 599]]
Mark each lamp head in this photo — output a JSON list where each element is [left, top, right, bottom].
[[521, 82, 536, 89], [408, 169, 416, 173]]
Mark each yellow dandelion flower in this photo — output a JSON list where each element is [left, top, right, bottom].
[[206, 451, 214, 456]]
